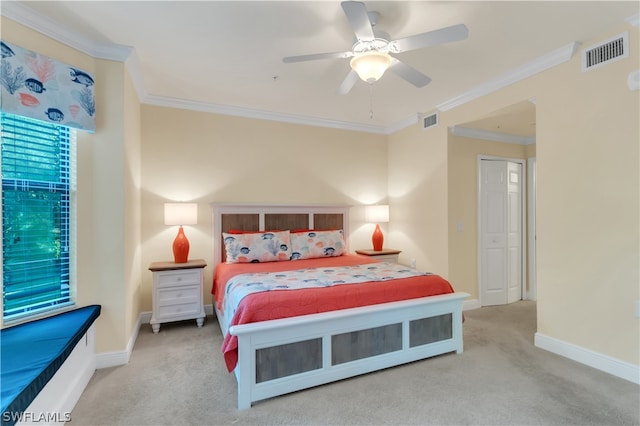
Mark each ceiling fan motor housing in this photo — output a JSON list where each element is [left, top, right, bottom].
[[352, 30, 391, 54]]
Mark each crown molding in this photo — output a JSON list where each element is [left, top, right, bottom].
[[2, 1, 385, 134], [1, 1, 133, 61], [437, 41, 579, 112], [1, 1, 575, 135], [124, 50, 148, 102], [450, 126, 536, 145], [144, 94, 388, 134]]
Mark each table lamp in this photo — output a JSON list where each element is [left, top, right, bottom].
[[365, 205, 389, 251], [164, 203, 198, 263]]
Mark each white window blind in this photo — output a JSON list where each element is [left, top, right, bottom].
[[1, 113, 73, 321]]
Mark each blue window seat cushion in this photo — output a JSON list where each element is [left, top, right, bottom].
[[1, 305, 101, 420]]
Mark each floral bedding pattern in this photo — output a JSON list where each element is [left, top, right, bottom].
[[223, 231, 292, 264], [290, 230, 345, 260], [223, 262, 432, 326]]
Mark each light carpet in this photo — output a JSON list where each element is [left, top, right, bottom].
[[68, 301, 639, 425]]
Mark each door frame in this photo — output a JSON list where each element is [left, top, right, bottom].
[[477, 155, 528, 306], [527, 157, 537, 300]]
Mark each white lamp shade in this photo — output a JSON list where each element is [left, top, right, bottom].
[[350, 51, 392, 83], [365, 205, 389, 223], [164, 203, 198, 226]]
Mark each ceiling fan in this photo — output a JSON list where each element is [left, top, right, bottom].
[[283, 1, 468, 94]]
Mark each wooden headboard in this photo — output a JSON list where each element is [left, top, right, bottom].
[[211, 204, 351, 266]]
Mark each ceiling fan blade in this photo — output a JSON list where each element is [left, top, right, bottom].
[[337, 69, 360, 95], [389, 59, 431, 88], [341, 1, 375, 42], [391, 24, 468, 53], [283, 50, 353, 63]]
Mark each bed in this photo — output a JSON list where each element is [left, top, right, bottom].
[[211, 204, 468, 410]]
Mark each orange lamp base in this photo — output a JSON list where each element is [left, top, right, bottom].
[[172, 226, 190, 263], [371, 224, 384, 251]]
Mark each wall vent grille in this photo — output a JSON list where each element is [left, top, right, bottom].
[[582, 32, 628, 72], [422, 112, 438, 129]]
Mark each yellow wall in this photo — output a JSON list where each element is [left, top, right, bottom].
[[534, 28, 639, 364], [140, 106, 388, 310], [387, 123, 450, 274], [123, 64, 143, 345], [88, 58, 129, 353]]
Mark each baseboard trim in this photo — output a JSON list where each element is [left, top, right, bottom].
[[95, 304, 215, 369], [535, 332, 640, 385], [463, 298, 481, 311]]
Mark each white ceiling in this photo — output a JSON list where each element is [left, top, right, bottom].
[[3, 1, 638, 136]]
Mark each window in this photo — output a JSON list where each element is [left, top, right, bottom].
[[1, 113, 75, 322]]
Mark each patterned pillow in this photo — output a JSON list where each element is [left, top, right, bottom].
[[290, 230, 346, 260], [223, 230, 292, 263]]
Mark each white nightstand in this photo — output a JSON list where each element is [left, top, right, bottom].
[[149, 259, 207, 334], [355, 249, 401, 263]]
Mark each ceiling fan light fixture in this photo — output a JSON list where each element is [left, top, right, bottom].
[[350, 51, 392, 83]]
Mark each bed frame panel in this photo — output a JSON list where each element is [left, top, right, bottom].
[[210, 203, 468, 410]]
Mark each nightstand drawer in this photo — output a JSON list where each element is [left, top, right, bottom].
[[371, 254, 399, 262], [355, 249, 401, 264], [156, 285, 201, 319], [157, 285, 200, 305], [155, 269, 200, 288], [156, 300, 201, 319]]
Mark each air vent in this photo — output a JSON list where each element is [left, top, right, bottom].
[[422, 112, 438, 129], [582, 31, 628, 72]]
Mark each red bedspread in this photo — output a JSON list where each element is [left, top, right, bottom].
[[212, 254, 455, 372]]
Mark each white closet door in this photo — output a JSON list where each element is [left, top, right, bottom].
[[480, 160, 508, 306], [479, 159, 523, 306]]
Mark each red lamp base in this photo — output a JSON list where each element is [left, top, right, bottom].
[[371, 224, 384, 251], [172, 226, 190, 263]]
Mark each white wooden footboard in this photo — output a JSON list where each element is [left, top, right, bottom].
[[230, 292, 469, 410]]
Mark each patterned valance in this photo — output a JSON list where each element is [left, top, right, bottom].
[[1, 40, 95, 132]]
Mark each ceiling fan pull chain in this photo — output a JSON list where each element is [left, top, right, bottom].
[[369, 84, 374, 119]]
